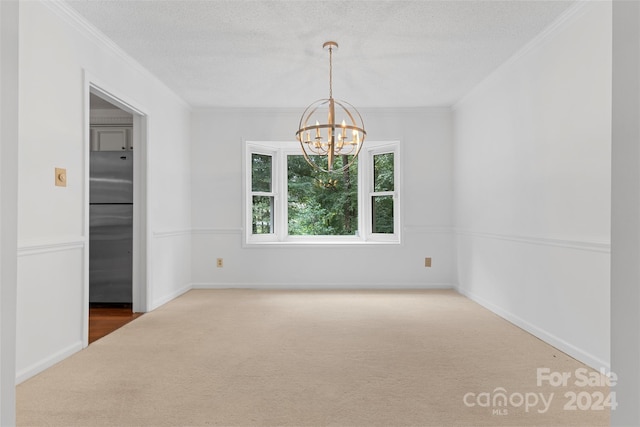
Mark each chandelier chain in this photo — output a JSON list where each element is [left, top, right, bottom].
[[329, 45, 333, 99]]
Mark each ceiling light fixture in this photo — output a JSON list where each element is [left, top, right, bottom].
[[295, 41, 366, 173]]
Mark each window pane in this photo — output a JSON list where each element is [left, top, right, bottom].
[[252, 153, 272, 192], [287, 155, 358, 236], [374, 153, 394, 192], [372, 195, 394, 234], [252, 196, 273, 234]]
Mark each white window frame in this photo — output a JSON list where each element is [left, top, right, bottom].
[[243, 140, 400, 246], [245, 143, 279, 243], [366, 143, 401, 242]]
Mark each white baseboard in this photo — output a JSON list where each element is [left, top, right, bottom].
[[149, 283, 192, 311], [457, 287, 610, 371], [191, 282, 454, 290], [16, 341, 83, 384]]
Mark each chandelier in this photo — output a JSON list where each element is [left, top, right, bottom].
[[295, 41, 366, 173]]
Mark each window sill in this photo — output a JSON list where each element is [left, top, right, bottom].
[[244, 237, 401, 248]]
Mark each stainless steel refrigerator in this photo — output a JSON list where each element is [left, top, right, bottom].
[[89, 151, 133, 303]]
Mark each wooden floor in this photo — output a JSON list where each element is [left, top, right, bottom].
[[88, 304, 142, 344]]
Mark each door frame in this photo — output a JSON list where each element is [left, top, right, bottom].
[[83, 72, 149, 347]]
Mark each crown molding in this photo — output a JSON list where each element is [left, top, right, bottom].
[[191, 106, 452, 115], [453, 0, 594, 111], [40, 0, 190, 111]]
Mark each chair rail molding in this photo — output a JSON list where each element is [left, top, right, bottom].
[[17, 237, 85, 257], [455, 228, 610, 253]]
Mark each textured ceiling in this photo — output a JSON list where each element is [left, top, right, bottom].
[[65, 0, 576, 108]]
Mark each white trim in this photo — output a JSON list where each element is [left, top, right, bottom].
[[153, 230, 192, 238], [458, 288, 609, 371], [131, 114, 148, 315], [192, 282, 454, 290], [87, 78, 147, 118], [15, 341, 83, 384], [41, 0, 189, 110], [359, 106, 452, 115], [17, 237, 85, 257], [192, 228, 243, 235], [241, 240, 401, 248], [455, 229, 610, 253], [192, 227, 451, 236], [83, 72, 151, 330], [453, 0, 592, 111], [149, 283, 192, 312], [366, 144, 401, 242], [404, 226, 453, 234], [191, 106, 452, 115], [1, 2, 20, 423]]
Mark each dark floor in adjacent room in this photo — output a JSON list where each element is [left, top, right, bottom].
[[89, 304, 142, 344]]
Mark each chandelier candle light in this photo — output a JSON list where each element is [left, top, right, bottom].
[[296, 41, 366, 173]]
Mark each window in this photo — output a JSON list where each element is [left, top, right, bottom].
[[244, 141, 400, 245], [287, 154, 358, 236], [251, 153, 274, 234], [372, 152, 395, 234]]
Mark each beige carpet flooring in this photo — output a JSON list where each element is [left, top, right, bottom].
[[17, 289, 610, 426]]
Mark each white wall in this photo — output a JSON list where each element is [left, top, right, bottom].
[[1, 0, 19, 423], [191, 108, 454, 288], [16, 1, 192, 382], [611, 1, 640, 424], [453, 2, 611, 369]]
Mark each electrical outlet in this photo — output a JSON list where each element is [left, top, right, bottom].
[[216, 258, 223, 268], [424, 257, 432, 268]]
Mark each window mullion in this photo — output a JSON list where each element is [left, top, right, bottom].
[[371, 190, 394, 197], [358, 148, 366, 240], [277, 149, 287, 241]]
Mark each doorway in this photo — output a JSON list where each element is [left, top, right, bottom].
[[85, 84, 148, 345]]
